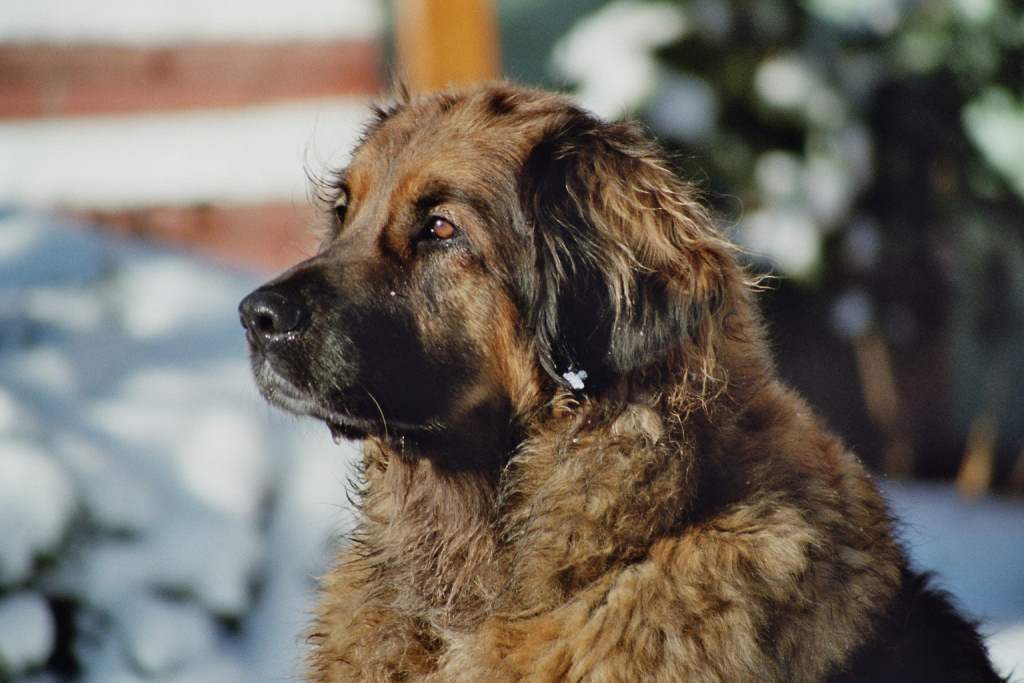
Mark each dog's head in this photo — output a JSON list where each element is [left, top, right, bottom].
[[240, 84, 742, 455]]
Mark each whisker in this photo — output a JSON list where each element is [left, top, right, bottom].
[[362, 385, 390, 443]]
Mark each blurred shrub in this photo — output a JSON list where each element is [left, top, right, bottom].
[[549, 0, 1024, 478]]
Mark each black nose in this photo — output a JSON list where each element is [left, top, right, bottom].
[[239, 289, 308, 347]]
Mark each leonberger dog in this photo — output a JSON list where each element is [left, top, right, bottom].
[[240, 83, 1002, 682]]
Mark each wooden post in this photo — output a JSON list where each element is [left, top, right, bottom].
[[852, 329, 915, 478], [393, 0, 500, 93], [956, 413, 996, 498]]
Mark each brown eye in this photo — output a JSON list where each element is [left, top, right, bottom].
[[425, 216, 456, 241], [333, 190, 349, 222]]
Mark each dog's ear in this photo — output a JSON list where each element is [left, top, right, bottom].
[[520, 112, 737, 397]]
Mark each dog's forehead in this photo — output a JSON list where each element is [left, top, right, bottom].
[[348, 87, 570, 192]]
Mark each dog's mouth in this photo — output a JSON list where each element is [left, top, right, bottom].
[[249, 352, 443, 444], [249, 353, 373, 442]]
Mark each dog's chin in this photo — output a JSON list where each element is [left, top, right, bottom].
[[249, 354, 434, 444], [248, 355, 363, 441]]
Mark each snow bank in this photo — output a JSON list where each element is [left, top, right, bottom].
[[0, 211, 358, 681], [0, 443, 75, 586], [0, 592, 55, 677]]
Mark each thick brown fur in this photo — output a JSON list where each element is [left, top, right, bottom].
[[239, 83, 1002, 682]]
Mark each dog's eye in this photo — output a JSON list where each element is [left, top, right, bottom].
[[422, 216, 457, 241], [333, 191, 349, 223]]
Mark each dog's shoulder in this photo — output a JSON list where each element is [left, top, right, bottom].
[[829, 570, 1006, 683], [471, 382, 907, 680]]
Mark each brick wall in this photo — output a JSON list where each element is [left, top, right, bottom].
[[1, 6, 382, 270]]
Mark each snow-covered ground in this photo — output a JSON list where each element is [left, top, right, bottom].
[[0, 212, 1021, 680], [0, 212, 359, 682], [886, 481, 1024, 677]]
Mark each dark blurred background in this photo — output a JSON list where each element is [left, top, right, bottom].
[[499, 0, 1024, 494]]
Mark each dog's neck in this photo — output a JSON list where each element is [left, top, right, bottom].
[[348, 320, 772, 625], [352, 437, 503, 626], [350, 320, 773, 627], [344, 313, 770, 618], [349, 381, 760, 627]]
